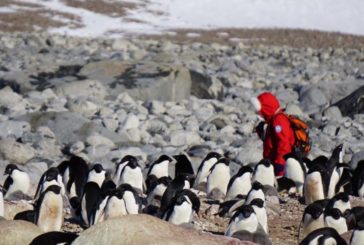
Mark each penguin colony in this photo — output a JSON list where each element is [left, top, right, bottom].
[[1, 144, 364, 244]]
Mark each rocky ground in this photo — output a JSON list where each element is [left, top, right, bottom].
[[0, 13, 363, 244]]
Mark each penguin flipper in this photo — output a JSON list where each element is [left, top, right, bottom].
[[3, 176, 13, 195]]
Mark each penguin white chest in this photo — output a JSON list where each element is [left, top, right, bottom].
[[6, 170, 30, 198], [196, 158, 218, 184], [123, 191, 139, 214], [168, 201, 193, 225], [304, 172, 324, 204], [253, 165, 274, 187], [87, 171, 105, 188], [207, 164, 230, 194], [325, 216, 348, 235], [37, 193, 63, 232], [149, 161, 169, 178], [225, 215, 258, 236], [121, 167, 143, 191], [351, 230, 364, 245], [284, 158, 305, 193], [226, 173, 251, 200], [104, 196, 126, 220], [114, 162, 128, 185]]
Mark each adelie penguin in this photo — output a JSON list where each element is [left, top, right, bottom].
[[250, 198, 268, 234], [34, 167, 65, 200], [104, 183, 141, 220], [80, 181, 104, 227], [350, 220, 364, 245], [3, 164, 30, 199], [283, 153, 307, 195], [327, 192, 351, 215], [163, 189, 200, 226], [113, 155, 135, 186], [206, 157, 231, 199], [245, 181, 265, 205], [304, 163, 327, 205], [326, 144, 345, 198], [352, 160, 364, 197], [57, 155, 88, 202], [145, 155, 173, 191], [225, 166, 253, 201], [225, 205, 271, 245], [194, 151, 222, 190], [146, 176, 172, 207], [252, 159, 276, 188], [324, 207, 348, 235], [34, 185, 64, 232], [119, 156, 144, 193], [299, 227, 347, 245], [173, 153, 195, 184], [87, 163, 106, 188], [299, 201, 326, 239]]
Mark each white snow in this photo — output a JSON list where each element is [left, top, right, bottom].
[[7, 0, 364, 37]]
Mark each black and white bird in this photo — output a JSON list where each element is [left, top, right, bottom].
[[350, 220, 364, 245], [216, 195, 246, 218], [119, 157, 144, 193], [87, 163, 107, 188], [324, 207, 348, 235], [304, 163, 327, 205], [34, 185, 63, 232], [352, 160, 364, 198], [327, 192, 351, 215], [194, 152, 222, 190], [162, 189, 200, 225], [173, 153, 195, 185], [80, 182, 104, 227], [29, 231, 78, 245], [245, 181, 265, 205], [104, 183, 141, 220], [252, 159, 275, 187], [113, 155, 135, 186], [326, 144, 345, 198], [225, 204, 268, 243], [250, 198, 268, 234], [3, 164, 30, 199], [299, 227, 347, 245], [206, 157, 231, 198], [283, 153, 307, 195], [225, 166, 253, 201], [147, 154, 173, 179], [34, 167, 65, 200], [146, 176, 172, 207], [300, 201, 326, 239]]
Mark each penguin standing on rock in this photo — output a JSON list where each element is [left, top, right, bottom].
[[225, 166, 253, 201], [206, 158, 231, 199], [194, 152, 222, 190], [34, 185, 63, 232], [252, 159, 275, 187], [3, 164, 30, 199], [34, 167, 65, 200]]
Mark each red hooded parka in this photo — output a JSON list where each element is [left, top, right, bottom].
[[253, 92, 295, 176]]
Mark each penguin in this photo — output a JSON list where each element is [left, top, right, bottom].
[[147, 154, 173, 179], [206, 157, 231, 199], [299, 227, 347, 245], [245, 181, 265, 205], [87, 163, 106, 188], [113, 155, 135, 186], [334, 165, 353, 195], [34, 185, 63, 232], [147, 176, 172, 207], [29, 231, 78, 245], [80, 182, 104, 227], [283, 153, 307, 195], [0, 186, 4, 217], [225, 205, 263, 237], [300, 201, 326, 239], [225, 166, 253, 201], [326, 144, 344, 198], [173, 153, 195, 185], [160, 174, 191, 214], [250, 198, 268, 234], [119, 157, 144, 193], [216, 195, 246, 217], [57, 155, 88, 201], [350, 220, 364, 245], [163, 189, 199, 225], [304, 163, 327, 205], [346, 206, 364, 231], [327, 192, 351, 215], [324, 207, 348, 235], [34, 167, 65, 200], [194, 151, 222, 190], [103, 183, 141, 221], [3, 164, 30, 199], [352, 160, 364, 197], [252, 159, 275, 187]]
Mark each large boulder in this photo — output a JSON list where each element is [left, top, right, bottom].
[[333, 85, 364, 118], [73, 214, 254, 245], [0, 220, 42, 245]]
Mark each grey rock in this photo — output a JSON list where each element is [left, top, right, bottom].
[[0, 139, 35, 164], [66, 98, 99, 117], [299, 86, 328, 114], [0, 120, 31, 139], [285, 103, 303, 116], [350, 151, 364, 170], [170, 130, 203, 147], [236, 139, 262, 165], [0, 220, 42, 245], [54, 79, 108, 100], [323, 106, 343, 121], [72, 214, 250, 245]]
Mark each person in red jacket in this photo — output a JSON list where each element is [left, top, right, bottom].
[[250, 92, 295, 176]]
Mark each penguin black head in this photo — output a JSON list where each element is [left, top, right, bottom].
[[249, 198, 265, 208], [332, 144, 344, 159], [92, 164, 104, 173], [158, 176, 173, 186], [117, 183, 137, 196], [69, 155, 88, 165], [257, 158, 272, 168], [177, 189, 200, 214], [217, 157, 230, 166], [236, 166, 253, 177], [205, 151, 222, 160], [44, 185, 62, 195], [305, 202, 324, 219], [312, 155, 328, 166], [325, 208, 342, 220], [158, 154, 173, 163], [232, 205, 255, 220], [101, 179, 116, 195], [70, 197, 81, 209], [4, 164, 19, 175], [332, 192, 349, 203], [126, 157, 140, 169], [251, 181, 264, 191], [118, 155, 137, 165], [45, 167, 59, 181], [175, 195, 188, 206]]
